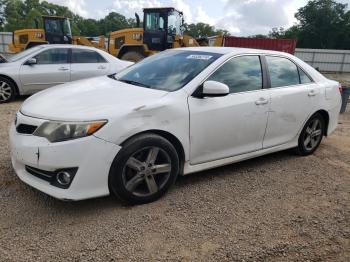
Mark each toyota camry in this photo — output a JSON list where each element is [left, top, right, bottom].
[[9, 47, 342, 204]]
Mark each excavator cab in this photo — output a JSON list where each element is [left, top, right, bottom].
[[108, 7, 198, 61], [143, 7, 184, 51], [8, 16, 73, 53], [43, 16, 72, 44]]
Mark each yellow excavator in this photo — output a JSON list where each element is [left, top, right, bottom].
[[9, 8, 214, 62], [8, 16, 105, 53], [106, 7, 201, 61]]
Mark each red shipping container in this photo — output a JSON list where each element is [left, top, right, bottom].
[[223, 36, 297, 54]]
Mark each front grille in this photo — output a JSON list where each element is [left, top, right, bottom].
[[25, 166, 56, 183], [16, 124, 38, 134]]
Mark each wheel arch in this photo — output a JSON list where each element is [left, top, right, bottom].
[[315, 109, 330, 136], [0, 74, 20, 95], [120, 129, 186, 175]]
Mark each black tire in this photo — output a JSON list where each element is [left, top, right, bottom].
[[109, 134, 179, 205], [120, 51, 145, 62], [0, 76, 16, 103], [296, 113, 325, 156]]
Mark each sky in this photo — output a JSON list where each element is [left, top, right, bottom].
[[46, 0, 350, 36]]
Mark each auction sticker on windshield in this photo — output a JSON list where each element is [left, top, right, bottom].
[[186, 54, 213, 60]]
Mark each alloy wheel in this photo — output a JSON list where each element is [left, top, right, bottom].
[[122, 146, 172, 197], [0, 81, 12, 102], [303, 118, 322, 151]]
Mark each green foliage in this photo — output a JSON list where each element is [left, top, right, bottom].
[[184, 22, 229, 38], [0, 0, 135, 36], [295, 0, 348, 49], [268, 0, 350, 49], [3, 0, 348, 50]]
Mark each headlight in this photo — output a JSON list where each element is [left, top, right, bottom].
[[33, 120, 107, 143]]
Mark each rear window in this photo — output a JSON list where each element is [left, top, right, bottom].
[[266, 56, 300, 88], [71, 49, 107, 63]]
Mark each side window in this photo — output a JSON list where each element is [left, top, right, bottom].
[[34, 48, 68, 64], [71, 49, 107, 63], [266, 56, 300, 88], [299, 68, 313, 84], [208, 56, 263, 94]]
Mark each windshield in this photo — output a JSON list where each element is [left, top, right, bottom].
[[168, 11, 182, 36], [8, 46, 45, 62], [115, 50, 222, 91]]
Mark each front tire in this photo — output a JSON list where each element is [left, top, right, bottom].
[[0, 77, 16, 103], [109, 134, 179, 205], [296, 113, 325, 156]]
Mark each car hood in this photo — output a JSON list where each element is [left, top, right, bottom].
[[20, 76, 169, 121]]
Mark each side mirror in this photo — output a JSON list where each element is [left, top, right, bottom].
[[202, 80, 229, 97], [25, 58, 37, 66]]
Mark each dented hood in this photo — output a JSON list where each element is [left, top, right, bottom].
[[20, 76, 169, 121]]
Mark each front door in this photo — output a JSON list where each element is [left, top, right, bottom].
[[19, 48, 70, 93], [188, 55, 270, 165]]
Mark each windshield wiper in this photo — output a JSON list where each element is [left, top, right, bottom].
[[118, 79, 152, 88]]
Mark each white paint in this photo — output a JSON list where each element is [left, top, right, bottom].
[[9, 47, 342, 201]]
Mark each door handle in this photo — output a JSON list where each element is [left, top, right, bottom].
[[98, 66, 106, 69], [58, 67, 69, 71], [255, 98, 269, 105], [308, 90, 317, 96]]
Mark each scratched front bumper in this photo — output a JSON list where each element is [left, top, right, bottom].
[[9, 113, 121, 201]]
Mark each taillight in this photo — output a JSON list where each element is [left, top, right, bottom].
[[339, 84, 343, 93]]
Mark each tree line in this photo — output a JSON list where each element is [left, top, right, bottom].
[[0, 0, 227, 38], [0, 0, 349, 49]]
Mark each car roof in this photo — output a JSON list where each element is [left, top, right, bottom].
[[176, 46, 291, 57], [39, 44, 100, 51]]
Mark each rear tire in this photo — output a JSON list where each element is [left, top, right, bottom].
[[109, 134, 179, 205], [296, 113, 325, 156], [0, 77, 16, 103], [120, 51, 145, 62]]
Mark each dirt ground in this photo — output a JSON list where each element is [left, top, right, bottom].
[[0, 98, 349, 261]]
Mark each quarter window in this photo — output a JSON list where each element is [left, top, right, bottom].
[[34, 48, 68, 64], [299, 68, 313, 84], [208, 56, 263, 94], [266, 56, 300, 88], [71, 49, 107, 63]]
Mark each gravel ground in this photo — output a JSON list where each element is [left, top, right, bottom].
[[0, 97, 349, 262]]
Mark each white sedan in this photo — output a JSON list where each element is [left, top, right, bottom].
[[0, 44, 133, 103], [9, 47, 342, 204]]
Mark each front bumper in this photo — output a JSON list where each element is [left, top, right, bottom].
[[9, 113, 121, 201]]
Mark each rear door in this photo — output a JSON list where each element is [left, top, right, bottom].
[[70, 49, 110, 81], [19, 48, 70, 93], [262, 55, 323, 148]]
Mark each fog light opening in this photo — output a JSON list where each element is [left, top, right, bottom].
[[56, 171, 72, 186]]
